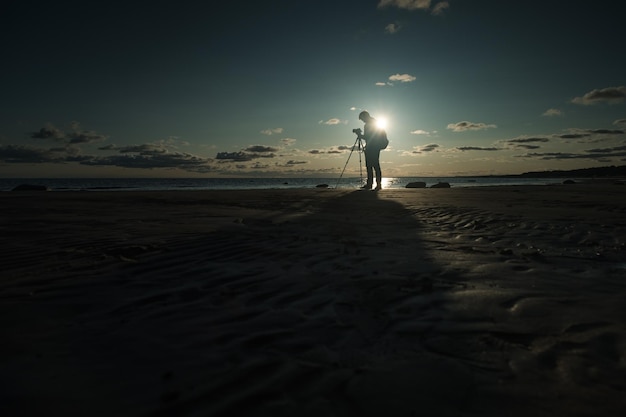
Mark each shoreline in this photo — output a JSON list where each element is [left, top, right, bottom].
[[2, 185, 625, 416], [3, 175, 625, 193]]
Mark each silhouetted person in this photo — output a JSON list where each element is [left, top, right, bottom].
[[358, 111, 383, 190]]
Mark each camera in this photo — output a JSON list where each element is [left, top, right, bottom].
[[352, 128, 362, 134]]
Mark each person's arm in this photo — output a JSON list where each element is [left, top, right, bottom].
[[362, 123, 370, 141]]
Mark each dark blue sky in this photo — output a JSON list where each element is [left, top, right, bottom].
[[1, 0, 625, 177]]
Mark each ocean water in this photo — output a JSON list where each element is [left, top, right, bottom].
[[0, 176, 566, 192]]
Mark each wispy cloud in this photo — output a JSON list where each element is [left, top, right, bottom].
[[308, 145, 352, 155], [0, 144, 64, 163], [83, 152, 213, 172], [378, 0, 450, 15], [389, 73, 416, 83], [385, 23, 402, 34], [542, 108, 563, 117], [520, 148, 626, 161], [319, 118, 346, 125], [571, 86, 626, 105], [414, 143, 439, 153], [260, 128, 284, 135], [507, 137, 550, 144], [30, 122, 108, 144], [552, 128, 624, 143], [456, 146, 500, 151], [431, 2, 449, 15], [215, 146, 276, 162], [378, 0, 431, 11], [499, 136, 551, 150], [447, 121, 497, 132], [31, 124, 65, 141], [245, 145, 278, 153]]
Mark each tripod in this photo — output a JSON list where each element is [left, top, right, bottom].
[[335, 133, 364, 188]]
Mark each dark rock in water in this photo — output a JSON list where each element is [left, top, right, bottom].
[[563, 179, 576, 185], [12, 184, 50, 191], [316, 184, 329, 188], [405, 181, 426, 188], [430, 182, 451, 188]]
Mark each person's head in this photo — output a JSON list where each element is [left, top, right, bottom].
[[358, 111, 371, 122]]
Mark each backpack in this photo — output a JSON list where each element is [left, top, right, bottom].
[[371, 128, 389, 150]]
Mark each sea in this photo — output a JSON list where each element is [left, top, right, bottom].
[[0, 176, 570, 192]]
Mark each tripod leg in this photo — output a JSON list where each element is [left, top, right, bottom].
[[358, 139, 363, 186], [335, 136, 361, 188]]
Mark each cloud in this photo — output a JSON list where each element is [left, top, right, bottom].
[[376, 82, 391, 87], [499, 136, 550, 150], [556, 133, 590, 140], [514, 145, 541, 150], [244, 145, 278, 153], [8, 123, 215, 173], [614, 119, 626, 127], [117, 144, 168, 155], [552, 129, 624, 142], [385, 23, 402, 34], [378, 0, 449, 15], [31, 125, 65, 141], [0, 142, 214, 173], [378, 0, 431, 11], [588, 129, 624, 135], [31, 123, 108, 144], [521, 149, 626, 161], [260, 128, 283, 135], [319, 118, 346, 125], [281, 138, 297, 146], [417, 143, 439, 153], [67, 131, 107, 144], [82, 152, 212, 171], [215, 146, 277, 162], [410, 129, 431, 135], [308, 145, 351, 155], [542, 108, 563, 117], [0, 144, 60, 163], [402, 143, 440, 156], [216, 151, 255, 162], [388, 73, 416, 83], [431, 2, 449, 15], [571, 86, 626, 105], [586, 145, 626, 154], [456, 146, 500, 151], [447, 121, 497, 132], [507, 137, 550, 144]]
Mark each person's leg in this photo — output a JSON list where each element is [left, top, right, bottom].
[[363, 150, 374, 188], [373, 150, 382, 189]]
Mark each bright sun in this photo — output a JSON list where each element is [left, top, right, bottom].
[[376, 117, 388, 129]]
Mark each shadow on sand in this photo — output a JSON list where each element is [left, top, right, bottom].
[[140, 190, 473, 417]]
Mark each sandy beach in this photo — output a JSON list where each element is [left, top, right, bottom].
[[1, 184, 625, 416]]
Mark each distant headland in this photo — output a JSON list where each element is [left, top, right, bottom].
[[497, 165, 626, 179]]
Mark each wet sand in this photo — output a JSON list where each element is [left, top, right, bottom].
[[1, 184, 625, 416]]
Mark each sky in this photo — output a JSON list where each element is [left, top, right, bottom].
[[1, 0, 625, 178]]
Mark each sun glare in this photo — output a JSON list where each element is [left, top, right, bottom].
[[376, 117, 388, 129]]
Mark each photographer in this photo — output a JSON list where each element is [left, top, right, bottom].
[[356, 111, 383, 190]]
